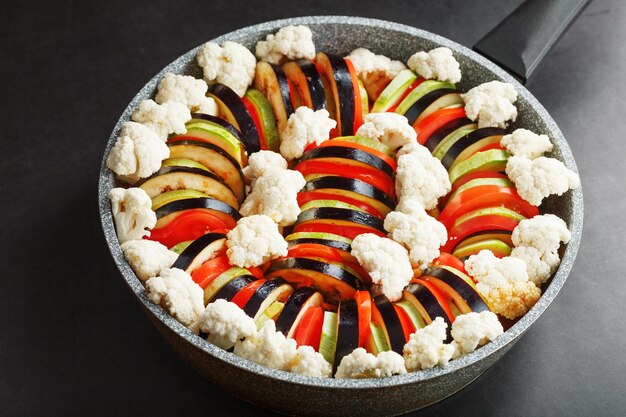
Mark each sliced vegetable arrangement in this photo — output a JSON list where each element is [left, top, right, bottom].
[[107, 25, 579, 379]]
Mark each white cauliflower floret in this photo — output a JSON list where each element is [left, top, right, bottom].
[[239, 169, 305, 226], [500, 128, 553, 160], [461, 81, 518, 128], [355, 113, 417, 150], [155, 73, 217, 115], [242, 150, 288, 183], [351, 234, 413, 302], [346, 48, 407, 80], [506, 156, 580, 206], [395, 143, 451, 210], [510, 214, 571, 284], [193, 299, 257, 349], [233, 320, 298, 371], [196, 41, 256, 97], [289, 346, 332, 378], [121, 239, 178, 281], [131, 99, 191, 141], [335, 348, 407, 379], [384, 197, 448, 269], [108, 187, 157, 243], [226, 215, 288, 267], [407, 47, 461, 84], [279, 107, 336, 160], [450, 311, 503, 358], [107, 122, 170, 182], [465, 250, 541, 320], [403, 317, 455, 371], [255, 25, 316, 65], [145, 268, 204, 327]]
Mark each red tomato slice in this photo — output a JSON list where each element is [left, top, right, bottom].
[[414, 107, 467, 145], [442, 215, 521, 253], [242, 97, 268, 150], [387, 78, 425, 113], [344, 58, 364, 131], [286, 243, 370, 282], [470, 142, 504, 156], [231, 279, 266, 309], [287, 79, 299, 109], [293, 306, 324, 351], [355, 291, 372, 347], [438, 185, 538, 230], [432, 252, 467, 275], [245, 266, 265, 280], [394, 305, 415, 342], [191, 255, 231, 288], [294, 159, 396, 199], [149, 210, 230, 248], [316, 140, 397, 170], [414, 278, 456, 323], [292, 222, 386, 240], [297, 190, 383, 219]]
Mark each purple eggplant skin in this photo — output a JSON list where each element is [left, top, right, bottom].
[[373, 294, 406, 354], [405, 283, 453, 342], [206, 83, 261, 153], [422, 267, 490, 313], [274, 287, 318, 335], [324, 53, 355, 136], [295, 207, 386, 234], [302, 176, 396, 212], [300, 146, 395, 179], [401, 88, 455, 125], [270, 64, 295, 117], [243, 277, 290, 318], [190, 113, 246, 145], [333, 298, 359, 372], [296, 59, 327, 111], [423, 117, 473, 152], [440, 127, 506, 169], [171, 233, 227, 272], [266, 258, 362, 290], [211, 275, 256, 303], [154, 197, 241, 222], [287, 238, 351, 253]]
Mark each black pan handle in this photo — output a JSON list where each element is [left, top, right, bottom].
[[473, 0, 592, 84]]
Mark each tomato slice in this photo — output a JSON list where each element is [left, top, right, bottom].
[[191, 255, 231, 288], [245, 265, 265, 280], [292, 222, 386, 240], [242, 97, 268, 150], [316, 140, 397, 170], [415, 107, 467, 145], [413, 278, 456, 322], [295, 159, 396, 198], [470, 142, 504, 156], [231, 278, 266, 309], [286, 243, 370, 282], [297, 190, 383, 218], [432, 252, 467, 275], [394, 305, 415, 342], [443, 215, 521, 253], [354, 291, 372, 347], [344, 58, 364, 132], [438, 185, 538, 230], [149, 210, 230, 248], [293, 306, 324, 351], [387, 78, 425, 113]]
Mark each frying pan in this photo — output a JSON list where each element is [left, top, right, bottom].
[[98, 1, 586, 414]]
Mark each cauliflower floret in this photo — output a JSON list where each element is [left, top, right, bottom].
[[279, 107, 336, 160], [510, 214, 571, 285], [289, 345, 332, 378], [131, 99, 191, 141], [233, 320, 298, 371], [239, 169, 305, 226], [121, 239, 178, 281], [242, 150, 288, 183], [403, 317, 455, 371], [345, 48, 407, 80], [226, 215, 288, 267], [154, 73, 217, 115], [351, 234, 413, 302], [196, 41, 256, 97], [506, 156, 580, 206], [192, 299, 257, 349], [465, 250, 541, 320], [355, 113, 417, 150], [461, 81, 518, 128], [500, 128, 553, 160], [450, 311, 503, 358], [335, 348, 407, 379], [255, 25, 316, 65], [145, 268, 204, 327], [106, 122, 170, 182], [407, 47, 461, 84], [384, 197, 448, 269], [108, 187, 157, 243], [395, 143, 451, 210]]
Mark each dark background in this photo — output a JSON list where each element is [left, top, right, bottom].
[[2, 0, 624, 415]]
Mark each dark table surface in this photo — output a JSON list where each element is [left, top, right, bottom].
[[2, 0, 624, 415]]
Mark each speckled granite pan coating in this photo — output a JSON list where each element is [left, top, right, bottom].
[[98, 16, 583, 416]]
